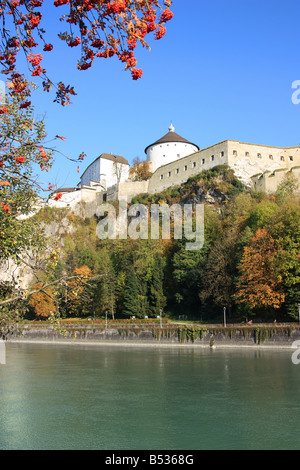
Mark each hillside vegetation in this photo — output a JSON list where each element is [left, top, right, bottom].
[[7, 165, 300, 323]]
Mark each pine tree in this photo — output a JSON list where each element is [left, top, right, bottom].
[[123, 267, 140, 318], [148, 253, 166, 317]]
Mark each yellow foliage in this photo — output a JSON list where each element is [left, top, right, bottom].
[[28, 283, 57, 318]]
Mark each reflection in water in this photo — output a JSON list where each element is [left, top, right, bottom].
[[0, 343, 299, 450]]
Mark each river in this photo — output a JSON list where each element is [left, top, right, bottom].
[[0, 342, 299, 450]]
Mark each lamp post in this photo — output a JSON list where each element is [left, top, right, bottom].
[[160, 309, 162, 329], [105, 310, 108, 330], [223, 307, 227, 328]]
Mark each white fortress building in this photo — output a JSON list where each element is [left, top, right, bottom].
[[49, 125, 300, 207], [145, 124, 199, 172], [80, 152, 129, 190]]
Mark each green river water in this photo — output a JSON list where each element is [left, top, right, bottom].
[[0, 342, 299, 450]]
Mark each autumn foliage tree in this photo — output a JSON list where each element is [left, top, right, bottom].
[[66, 265, 93, 316], [129, 156, 152, 181], [28, 282, 57, 318], [235, 228, 285, 311]]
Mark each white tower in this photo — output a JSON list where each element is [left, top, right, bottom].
[[145, 124, 199, 173]]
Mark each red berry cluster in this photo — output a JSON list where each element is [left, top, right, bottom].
[[0, 0, 174, 105]]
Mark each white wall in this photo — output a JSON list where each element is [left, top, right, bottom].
[[81, 157, 129, 189], [146, 142, 198, 173], [81, 158, 100, 187], [48, 190, 84, 208], [101, 158, 129, 189]]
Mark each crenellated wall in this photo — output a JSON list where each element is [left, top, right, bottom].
[[251, 167, 300, 194]]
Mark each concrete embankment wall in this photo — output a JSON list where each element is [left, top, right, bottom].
[[6, 324, 300, 348]]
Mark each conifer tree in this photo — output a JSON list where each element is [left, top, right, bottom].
[[123, 267, 140, 318], [148, 253, 166, 317]]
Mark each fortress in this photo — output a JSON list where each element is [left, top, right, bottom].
[[49, 125, 300, 208]]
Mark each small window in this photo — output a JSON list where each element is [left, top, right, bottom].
[[168, 171, 171, 177], [233, 150, 237, 156], [176, 168, 179, 174], [202, 159, 205, 165], [269, 154, 273, 160], [184, 165, 187, 171], [193, 162, 196, 168], [257, 153, 262, 158], [280, 156, 285, 161], [245, 152, 249, 157], [289, 156, 294, 161], [160, 174, 164, 180], [221, 151, 224, 157], [211, 155, 215, 161]]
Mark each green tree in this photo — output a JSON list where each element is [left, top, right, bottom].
[[123, 267, 140, 318], [247, 199, 278, 232], [171, 242, 208, 316], [267, 199, 300, 319], [0, 94, 53, 261], [148, 253, 166, 317], [276, 173, 299, 202], [199, 227, 243, 318], [97, 254, 117, 320]]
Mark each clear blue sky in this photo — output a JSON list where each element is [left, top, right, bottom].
[[26, 0, 300, 190]]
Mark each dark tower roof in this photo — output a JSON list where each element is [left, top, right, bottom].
[[144, 124, 199, 154]]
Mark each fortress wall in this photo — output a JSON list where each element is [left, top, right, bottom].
[[147, 140, 300, 196], [252, 167, 300, 194], [80, 187, 98, 202], [105, 181, 149, 203], [106, 184, 118, 202], [227, 141, 300, 170], [118, 180, 149, 202], [74, 140, 300, 204], [147, 141, 229, 194]]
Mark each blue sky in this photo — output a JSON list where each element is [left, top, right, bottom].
[[25, 0, 300, 190]]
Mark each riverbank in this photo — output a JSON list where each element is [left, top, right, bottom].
[[5, 323, 300, 349]]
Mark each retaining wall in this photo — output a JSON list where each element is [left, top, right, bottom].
[[6, 324, 300, 348]]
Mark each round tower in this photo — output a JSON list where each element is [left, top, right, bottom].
[[145, 124, 199, 173]]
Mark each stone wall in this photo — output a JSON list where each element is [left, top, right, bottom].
[[7, 324, 300, 348], [146, 140, 300, 195], [251, 167, 300, 194], [227, 141, 300, 170], [118, 180, 149, 202], [147, 141, 229, 194]]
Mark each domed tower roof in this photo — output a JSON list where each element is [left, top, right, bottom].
[[144, 124, 199, 154]]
